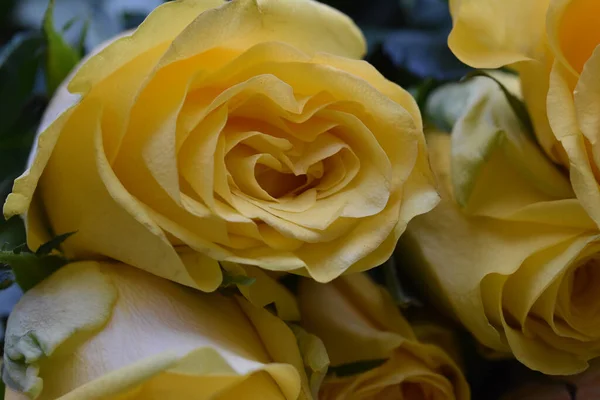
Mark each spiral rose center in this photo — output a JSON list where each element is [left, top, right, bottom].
[[254, 165, 309, 198], [216, 98, 363, 205]]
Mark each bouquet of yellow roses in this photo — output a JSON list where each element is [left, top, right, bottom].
[[0, 0, 598, 399]]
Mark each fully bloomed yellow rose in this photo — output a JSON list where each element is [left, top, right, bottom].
[[297, 274, 469, 400], [3, 0, 438, 292], [3, 261, 325, 400], [400, 71, 600, 375], [448, 0, 600, 228]]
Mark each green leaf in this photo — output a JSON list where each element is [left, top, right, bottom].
[[0, 232, 75, 292], [0, 252, 67, 293], [35, 231, 76, 256], [43, 0, 81, 95], [328, 359, 388, 378], [0, 32, 45, 138], [61, 17, 78, 33], [78, 19, 91, 56], [0, 0, 15, 26], [462, 70, 535, 137]]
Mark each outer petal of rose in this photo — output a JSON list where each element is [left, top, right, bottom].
[[448, 0, 550, 68], [549, 59, 600, 228], [19, 0, 229, 181], [3, 0, 227, 268], [574, 46, 600, 178], [13, 96, 208, 289], [400, 133, 587, 352], [3, 262, 309, 400], [155, 0, 365, 71], [310, 53, 422, 132], [517, 58, 566, 163], [546, 0, 600, 77], [68, 0, 227, 94], [298, 275, 412, 366]]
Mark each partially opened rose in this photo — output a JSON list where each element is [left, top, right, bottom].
[[401, 128, 600, 375], [448, 0, 600, 228], [297, 274, 469, 400], [3, 0, 438, 291], [3, 261, 323, 400]]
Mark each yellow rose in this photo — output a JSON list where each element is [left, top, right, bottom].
[[3, 0, 438, 291], [448, 0, 600, 228], [297, 273, 469, 399], [401, 117, 600, 374], [3, 261, 324, 400]]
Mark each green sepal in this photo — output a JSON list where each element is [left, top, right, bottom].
[[0, 232, 75, 292], [0, 252, 67, 293], [35, 231, 76, 256]]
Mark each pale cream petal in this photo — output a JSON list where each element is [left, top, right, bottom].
[[3, 262, 117, 398], [4, 262, 310, 400]]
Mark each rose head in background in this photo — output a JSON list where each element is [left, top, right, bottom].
[[448, 0, 600, 231], [3, 261, 322, 400], [402, 73, 600, 375], [297, 273, 469, 400], [2, 0, 438, 291]]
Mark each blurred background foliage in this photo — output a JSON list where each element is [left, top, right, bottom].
[[0, 1, 571, 400]]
